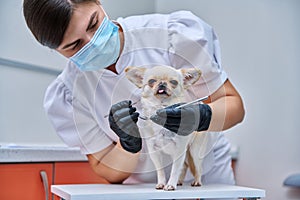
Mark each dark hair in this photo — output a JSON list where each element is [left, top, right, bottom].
[[23, 0, 99, 49]]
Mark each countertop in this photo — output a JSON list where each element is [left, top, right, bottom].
[[0, 145, 87, 163], [0, 144, 239, 163]]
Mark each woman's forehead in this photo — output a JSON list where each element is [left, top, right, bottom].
[[57, 3, 104, 50]]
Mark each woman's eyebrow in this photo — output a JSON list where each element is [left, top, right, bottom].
[[86, 11, 98, 31], [62, 40, 79, 50], [62, 11, 98, 50]]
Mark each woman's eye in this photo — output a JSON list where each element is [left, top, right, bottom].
[[86, 15, 99, 33], [90, 20, 98, 29], [72, 40, 81, 50], [148, 79, 157, 86], [170, 80, 178, 86]]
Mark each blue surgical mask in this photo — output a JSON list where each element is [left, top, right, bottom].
[[70, 16, 120, 71]]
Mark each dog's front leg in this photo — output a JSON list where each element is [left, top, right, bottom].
[[177, 154, 188, 186], [189, 132, 208, 187], [155, 168, 166, 190], [165, 153, 186, 191], [149, 151, 166, 189]]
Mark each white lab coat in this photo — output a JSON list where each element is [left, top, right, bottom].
[[44, 11, 234, 185]]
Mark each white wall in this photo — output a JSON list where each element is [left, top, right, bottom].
[[155, 0, 300, 199], [0, 65, 63, 146], [101, 0, 155, 19]]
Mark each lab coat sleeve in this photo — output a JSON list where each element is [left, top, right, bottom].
[[167, 10, 228, 97], [43, 77, 113, 154]]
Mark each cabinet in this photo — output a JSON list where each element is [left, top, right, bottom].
[[54, 162, 108, 184], [53, 162, 109, 200], [0, 162, 108, 200], [0, 161, 236, 200], [0, 163, 53, 200]]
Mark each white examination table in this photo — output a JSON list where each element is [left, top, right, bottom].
[[51, 183, 265, 199]]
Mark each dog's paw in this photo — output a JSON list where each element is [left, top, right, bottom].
[[155, 183, 165, 190], [191, 181, 202, 187], [177, 181, 183, 186], [164, 185, 176, 191]]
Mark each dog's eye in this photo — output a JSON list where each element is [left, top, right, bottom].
[[170, 80, 178, 86], [148, 79, 157, 87]]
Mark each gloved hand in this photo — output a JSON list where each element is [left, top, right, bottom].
[[150, 103, 212, 136], [109, 100, 142, 153]]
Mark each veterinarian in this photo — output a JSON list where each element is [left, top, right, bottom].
[[23, 0, 245, 185]]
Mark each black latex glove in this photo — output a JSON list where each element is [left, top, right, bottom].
[[109, 100, 142, 153], [150, 103, 212, 136]]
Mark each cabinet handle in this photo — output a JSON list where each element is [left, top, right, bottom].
[[40, 171, 49, 200]]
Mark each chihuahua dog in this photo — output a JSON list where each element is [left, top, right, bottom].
[[125, 65, 208, 191]]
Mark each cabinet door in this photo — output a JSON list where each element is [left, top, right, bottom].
[[54, 162, 109, 184], [0, 163, 53, 200]]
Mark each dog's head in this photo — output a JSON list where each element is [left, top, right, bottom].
[[125, 65, 201, 103]]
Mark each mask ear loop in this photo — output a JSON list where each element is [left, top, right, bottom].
[[99, 4, 109, 20], [99, 4, 122, 30]]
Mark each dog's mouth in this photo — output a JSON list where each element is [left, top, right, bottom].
[[157, 89, 169, 95], [155, 86, 170, 97]]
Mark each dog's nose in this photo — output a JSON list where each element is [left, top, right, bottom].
[[157, 82, 169, 95], [158, 82, 167, 88]]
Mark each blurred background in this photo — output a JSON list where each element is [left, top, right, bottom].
[[0, 0, 299, 199]]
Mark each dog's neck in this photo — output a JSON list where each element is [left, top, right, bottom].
[[140, 96, 183, 117]]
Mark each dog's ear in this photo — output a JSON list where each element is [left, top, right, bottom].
[[180, 68, 202, 88], [125, 66, 146, 88]]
